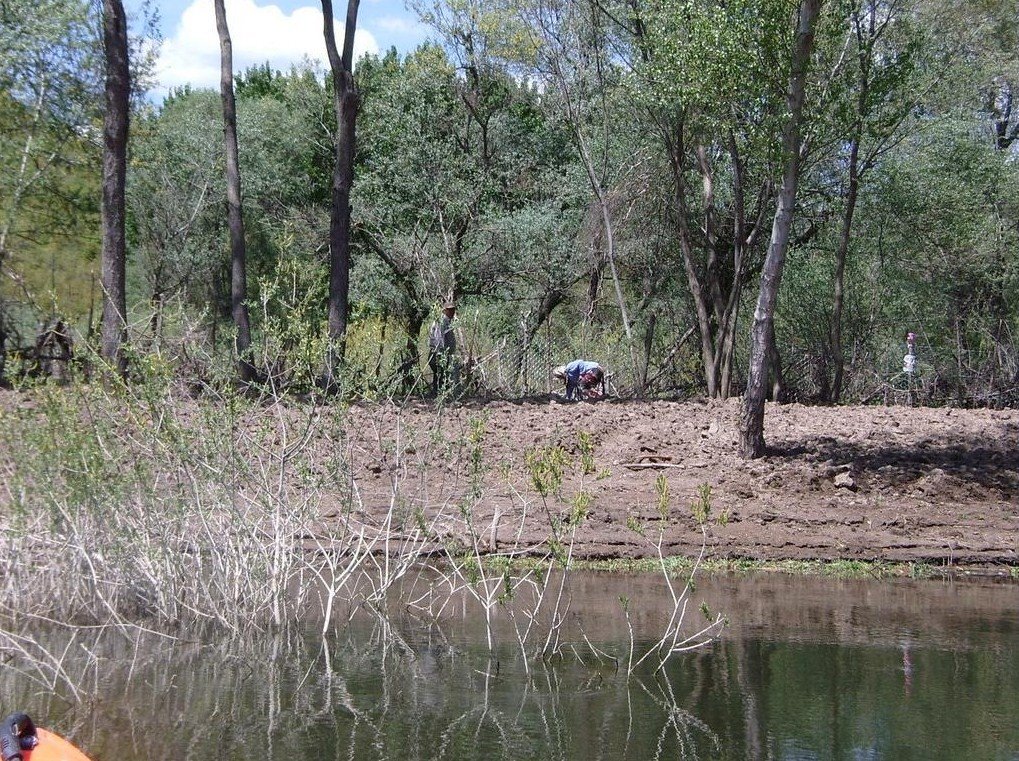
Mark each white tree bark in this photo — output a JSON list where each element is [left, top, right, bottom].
[[739, 0, 821, 458]]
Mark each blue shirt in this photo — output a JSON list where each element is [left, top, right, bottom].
[[565, 360, 601, 382]]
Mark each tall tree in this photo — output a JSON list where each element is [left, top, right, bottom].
[[321, 0, 360, 383], [739, 0, 821, 458], [356, 45, 583, 389], [521, 0, 640, 383], [1, 0, 101, 374], [819, 0, 925, 402], [129, 90, 222, 341], [0, 0, 99, 282], [214, 0, 254, 383], [626, 0, 792, 399], [100, 0, 129, 374]]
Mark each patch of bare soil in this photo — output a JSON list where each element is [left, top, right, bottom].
[[331, 397, 1019, 573]]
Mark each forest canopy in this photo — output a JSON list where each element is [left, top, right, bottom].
[[1, 0, 1017, 412]]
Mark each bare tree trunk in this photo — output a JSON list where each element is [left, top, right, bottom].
[[513, 289, 566, 380], [739, 0, 820, 458], [573, 116, 637, 378], [718, 133, 767, 398], [664, 122, 762, 400], [149, 289, 163, 346], [321, 0, 360, 384], [100, 0, 129, 376], [214, 0, 254, 384], [829, 135, 860, 403], [0, 299, 7, 383], [664, 122, 718, 397], [374, 309, 388, 380], [585, 252, 604, 324], [398, 308, 427, 391], [0, 76, 74, 354], [0, 82, 49, 275], [641, 312, 657, 394], [830, 4, 875, 403], [524, 289, 565, 352], [532, 2, 638, 379]]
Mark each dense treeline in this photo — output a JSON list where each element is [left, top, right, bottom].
[[2, 0, 1017, 419]]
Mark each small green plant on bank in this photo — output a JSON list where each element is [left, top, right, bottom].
[[578, 431, 596, 475], [691, 483, 712, 525], [458, 414, 488, 523], [570, 489, 592, 526], [626, 514, 645, 537], [525, 444, 570, 498], [655, 473, 670, 521]]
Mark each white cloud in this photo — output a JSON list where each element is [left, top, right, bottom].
[[373, 15, 423, 35], [156, 0, 379, 94]]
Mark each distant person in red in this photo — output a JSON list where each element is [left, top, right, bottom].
[[553, 360, 606, 400]]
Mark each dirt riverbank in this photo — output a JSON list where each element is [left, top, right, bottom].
[[331, 397, 1019, 574]]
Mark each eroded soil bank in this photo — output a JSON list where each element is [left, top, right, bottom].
[[331, 397, 1019, 573]]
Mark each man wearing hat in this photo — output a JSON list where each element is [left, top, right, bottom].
[[428, 302, 457, 396]]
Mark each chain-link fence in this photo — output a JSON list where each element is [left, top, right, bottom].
[[459, 324, 637, 399]]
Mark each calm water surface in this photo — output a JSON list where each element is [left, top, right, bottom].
[[3, 573, 1017, 760]]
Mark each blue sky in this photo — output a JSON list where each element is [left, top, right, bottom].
[[137, 0, 433, 98]]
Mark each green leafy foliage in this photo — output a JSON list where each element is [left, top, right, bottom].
[[691, 483, 712, 525], [525, 444, 570, 497], [1, 0, 1015, 409]]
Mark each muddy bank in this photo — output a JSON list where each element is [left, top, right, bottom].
[[330, 397, 1019, 573]]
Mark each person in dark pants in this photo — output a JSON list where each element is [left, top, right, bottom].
[[553, 359, 606, 400], [428, 302, 457, 397]]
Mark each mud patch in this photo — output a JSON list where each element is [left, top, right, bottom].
[[323, 398, 1019, 572]]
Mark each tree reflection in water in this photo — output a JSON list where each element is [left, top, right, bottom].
[[0, 611, 723, 760], [3, 574, 1018, 760]]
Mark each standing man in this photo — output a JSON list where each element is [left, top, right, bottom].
[[428, 301, 457, 397]]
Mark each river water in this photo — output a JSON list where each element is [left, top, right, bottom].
[[2, 572, 1016, 760]]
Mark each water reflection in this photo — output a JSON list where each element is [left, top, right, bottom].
[[2, 573, 1017, 760]]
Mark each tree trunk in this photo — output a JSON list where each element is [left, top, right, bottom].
[[398, 308, 427, 391], [541, 23, 637, 380], [513, 289, 565, 380], [739, 0, 820, 459], [585, 253, 603, 325], [641, 312, 657, 394], [0, 300, 7, 383], [100, 0, 129, 376], [829, 5, 875, 403], [664, 122, 757, 400], [321, 0, 360, 385], [149, 289, 163, 347], [664, 122, 719, 397], [214, 0, 254, 384], [0, 82, 49, 278], [829, 134, 860, 403], [573, 122, 636, 377]]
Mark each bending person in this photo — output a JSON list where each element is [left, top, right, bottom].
[[553, 359, 606, 400]]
